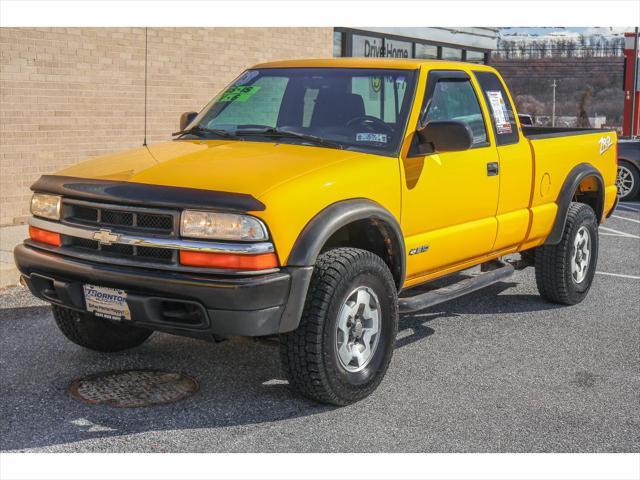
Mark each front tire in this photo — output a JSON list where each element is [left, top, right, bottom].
[[534, 202, 599, 305], [53, 305, 153, 352], [279, 248, 398, 405]]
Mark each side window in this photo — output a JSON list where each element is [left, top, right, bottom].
[[473, 71, 519, 146], [208, 76, 289, 128], [424, 79, 488, 146]]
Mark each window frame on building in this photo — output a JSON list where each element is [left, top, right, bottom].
[[334, 27, 490, 65]]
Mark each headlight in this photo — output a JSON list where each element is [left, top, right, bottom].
[[180, 210, 268, 241], [30, 193, 61, 220]]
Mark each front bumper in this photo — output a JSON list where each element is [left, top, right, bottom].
[[14, 244, 312, 338]]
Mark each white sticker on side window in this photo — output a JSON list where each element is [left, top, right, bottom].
[[356, 133, 388, 143], [486, 90, 512, 134]]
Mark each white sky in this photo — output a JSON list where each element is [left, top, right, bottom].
[[500, 27, 635, 38]]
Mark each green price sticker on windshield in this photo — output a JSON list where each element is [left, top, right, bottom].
[[220, 86, 261, 102]]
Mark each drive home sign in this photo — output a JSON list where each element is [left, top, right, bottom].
[[352, 34, 411, 58]]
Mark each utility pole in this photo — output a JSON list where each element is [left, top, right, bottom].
[[551, 79, 557, 127]]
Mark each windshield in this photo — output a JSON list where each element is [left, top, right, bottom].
[[184, 68, 418, 155]]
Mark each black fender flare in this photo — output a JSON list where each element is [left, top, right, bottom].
[[287, 199, 406, 289], [544, 163, 604, 245]]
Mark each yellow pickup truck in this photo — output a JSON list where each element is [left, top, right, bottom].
[[15, 58, 618, 405]]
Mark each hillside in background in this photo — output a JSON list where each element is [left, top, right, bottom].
[[490, 56, 625, 127]]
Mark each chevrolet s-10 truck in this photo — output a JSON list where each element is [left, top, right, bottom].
[[15, 58, 618, 405]]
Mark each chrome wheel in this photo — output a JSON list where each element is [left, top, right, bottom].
[[336, 286, 381, 373], [571, 226, 591, 284], [617, 165, 635, 198]]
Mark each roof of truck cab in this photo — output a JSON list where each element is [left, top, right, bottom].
[[253, 57, 496, 71]]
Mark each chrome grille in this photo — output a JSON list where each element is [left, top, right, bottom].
[[59, 199, 180, 266], [29, 214, 277, 275], [137, 213, 173, 231], [136, 246, 173, 260], [101, 210, 134, 227], [72, 205, 99, 222], [65, 236, 176, 264], [62, 199, 176, 235]]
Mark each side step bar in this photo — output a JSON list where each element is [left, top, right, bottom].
[[398, 261, 515, 313]]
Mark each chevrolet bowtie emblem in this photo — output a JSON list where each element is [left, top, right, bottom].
[[92, 229, 121, 246]]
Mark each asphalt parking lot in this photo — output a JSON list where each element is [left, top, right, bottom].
[[1, 201, 638, 453]]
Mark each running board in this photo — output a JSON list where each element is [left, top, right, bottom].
[[398, 261, 515, 313]]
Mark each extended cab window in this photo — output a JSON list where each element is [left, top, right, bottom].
[[423, 79, 488, 146], [473, 71, 519, 146]]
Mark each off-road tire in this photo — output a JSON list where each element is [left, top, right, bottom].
[[535, 202, 599, 305], [279, 248, 398, 405], [52, 305, 152, 352]]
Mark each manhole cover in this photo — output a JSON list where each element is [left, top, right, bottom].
[[69, 369, 199, 408]]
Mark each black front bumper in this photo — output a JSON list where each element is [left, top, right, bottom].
[[14, 244, 312, 338]]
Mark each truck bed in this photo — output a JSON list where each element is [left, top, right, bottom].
[[522, 126, 615, 139], [519, 126, 618, 244]]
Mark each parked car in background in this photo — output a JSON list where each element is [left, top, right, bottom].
[[617, 138, 640, 200], [518, 113, 534, 126]]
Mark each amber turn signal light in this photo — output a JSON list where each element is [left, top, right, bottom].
[[29, 226, 62, 247], [179, 251, 278, 270]]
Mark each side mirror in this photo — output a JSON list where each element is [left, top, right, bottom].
[[416, 120, 473, 154], [179, 111, 198, 131]]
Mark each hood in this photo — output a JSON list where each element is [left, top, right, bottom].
[[56, 139, 368, 200]]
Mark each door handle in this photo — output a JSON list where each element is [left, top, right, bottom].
[[487, 162, 499, 176]]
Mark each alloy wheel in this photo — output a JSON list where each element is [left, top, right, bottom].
[[571, 226, 591, 284], [617, 165, 635, 198], [335, 286, 381, 373]]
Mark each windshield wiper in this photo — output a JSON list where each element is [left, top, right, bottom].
[[234, 127, 344, 150], [172, 125, 235, 139]]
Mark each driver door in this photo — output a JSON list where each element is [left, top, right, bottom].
[[401, 69, 500, 284]]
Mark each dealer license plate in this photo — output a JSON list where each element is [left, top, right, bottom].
[[83, 284, 131, 321]]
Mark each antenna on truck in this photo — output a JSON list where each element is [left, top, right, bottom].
[[143, 27, 148, 147]]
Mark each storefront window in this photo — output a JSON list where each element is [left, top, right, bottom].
[[441, 47, 462, 60], [352, 34, 412, 58], [415, 44, 438, 59], [335, 29, 490, 65], [333, 31, 343, 57], [466, 50, 486, 64]]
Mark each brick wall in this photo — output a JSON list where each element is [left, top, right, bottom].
[[0, 27, 334, 226]]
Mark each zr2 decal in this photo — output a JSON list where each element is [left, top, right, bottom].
[[598, 136, 613, 155]]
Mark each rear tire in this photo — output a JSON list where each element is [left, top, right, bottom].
[[279, 248, 398, 405], [52, 305, 152, 352], [534, 202, 599, 305]]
